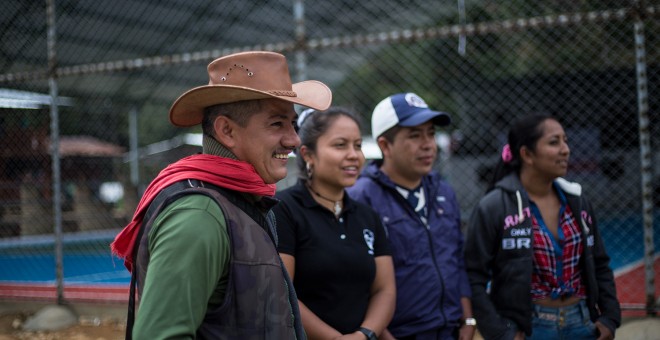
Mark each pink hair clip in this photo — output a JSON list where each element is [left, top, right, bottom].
[[502, 144, 513, 163]]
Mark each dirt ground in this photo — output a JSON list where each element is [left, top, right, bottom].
[[0, 301, 126, 340], [1, 306, 655, 340], [0, 312, 125, 340]]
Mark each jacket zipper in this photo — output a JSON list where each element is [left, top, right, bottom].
[[392, 186, 448, 327], [421, 216, 448, 327]]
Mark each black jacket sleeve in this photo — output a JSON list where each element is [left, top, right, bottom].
[[584, 198, 621, 334], [464, 194, 512, 339]]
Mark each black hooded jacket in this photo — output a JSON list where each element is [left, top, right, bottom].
[[464, 173, 620, 339]]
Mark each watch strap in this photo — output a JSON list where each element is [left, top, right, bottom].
[[358, 327, 377, 340]]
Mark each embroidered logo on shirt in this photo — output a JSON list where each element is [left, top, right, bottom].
[[363, 229, 375, 255]]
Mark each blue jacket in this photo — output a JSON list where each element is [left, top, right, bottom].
[[347, 160, 471, 337]]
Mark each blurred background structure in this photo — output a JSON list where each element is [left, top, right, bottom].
[[0, 0, 658, 316]]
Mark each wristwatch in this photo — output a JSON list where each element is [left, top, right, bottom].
[[358, 327, 378, 340], [462, 317, 477, 326]]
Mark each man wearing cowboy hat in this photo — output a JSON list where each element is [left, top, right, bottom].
[[111, 51, 331, 339]]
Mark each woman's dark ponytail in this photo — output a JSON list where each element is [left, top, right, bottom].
[[486, 114, 556, 192]]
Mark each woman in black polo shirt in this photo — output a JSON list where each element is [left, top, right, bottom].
[[273, 107, 396, 340]]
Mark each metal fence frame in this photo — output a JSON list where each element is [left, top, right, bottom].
[[0, 0, 657, 314]]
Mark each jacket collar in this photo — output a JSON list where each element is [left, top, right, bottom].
[[495, 173, 582, 198], [362, 159, 440, 195]]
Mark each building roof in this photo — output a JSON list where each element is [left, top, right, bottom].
[[56, 136, 125, 157]]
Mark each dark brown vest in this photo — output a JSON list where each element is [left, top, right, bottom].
[[136, 186, 301, 339]]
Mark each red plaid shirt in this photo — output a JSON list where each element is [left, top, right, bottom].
[[530, 186, 586, 301]]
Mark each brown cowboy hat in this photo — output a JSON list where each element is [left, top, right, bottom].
[[169, 51, 332, 127]]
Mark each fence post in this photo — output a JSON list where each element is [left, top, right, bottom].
[[47, 0, 65, 305], [129, 106, 139, 186], [633, 0, 655, 316], [293, 0, 307, 83]]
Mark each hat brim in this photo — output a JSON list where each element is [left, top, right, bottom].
[[169, 80, 332, 127], [398, 109, 451, 128]]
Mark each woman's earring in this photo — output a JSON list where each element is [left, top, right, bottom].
[[306, 162, 313, 180]]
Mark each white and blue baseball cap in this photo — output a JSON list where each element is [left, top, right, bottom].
[[371, 92, 451, 138]]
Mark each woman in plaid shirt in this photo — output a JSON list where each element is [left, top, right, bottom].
[[464, 115, 620, 340]]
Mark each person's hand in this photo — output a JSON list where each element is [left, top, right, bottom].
[[513, 330, 525, 340], [379, 328, 397, 340], [595, 321, 614, 340], [333, 331, 368, 340], [459, 324, 476, 340]]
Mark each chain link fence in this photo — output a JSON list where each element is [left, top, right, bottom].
[[0, 0, 658, 315]]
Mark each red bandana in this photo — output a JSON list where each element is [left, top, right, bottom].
[[110, 154, 276, 272]]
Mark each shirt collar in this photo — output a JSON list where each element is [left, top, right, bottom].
[[202, 134, 237, 159]]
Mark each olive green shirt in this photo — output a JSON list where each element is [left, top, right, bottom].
[[133, 194, 230, 339]]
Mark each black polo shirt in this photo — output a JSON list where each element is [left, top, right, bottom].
[[273, 180, 391, 334]]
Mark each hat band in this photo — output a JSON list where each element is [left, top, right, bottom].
[[267, 90, 297, 97]]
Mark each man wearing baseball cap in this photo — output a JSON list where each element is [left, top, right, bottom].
[[348, 93, 475, 340], [111, 51, 331, 339]]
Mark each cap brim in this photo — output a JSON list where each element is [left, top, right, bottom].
[[169, 80, 332, 127], [398, 109, 452, 127]]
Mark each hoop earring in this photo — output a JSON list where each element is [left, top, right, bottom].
[[306, 162, 313, 180]]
